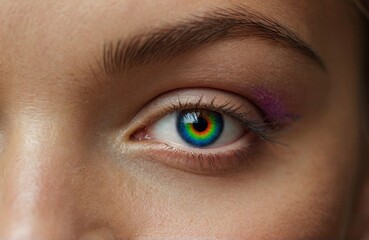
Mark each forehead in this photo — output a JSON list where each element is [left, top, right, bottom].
[[0, 0, 359, 95], [0, 0, 354, 51], [0, 1, 352, 40]]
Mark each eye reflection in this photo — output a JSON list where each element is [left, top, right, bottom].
[[150, 109, 245, 149], [177, 110, 224, 148]]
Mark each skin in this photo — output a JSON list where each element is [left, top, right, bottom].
[[0, 0, 367, 239]]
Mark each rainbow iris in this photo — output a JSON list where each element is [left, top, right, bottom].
[[177, 110, 224, 147]]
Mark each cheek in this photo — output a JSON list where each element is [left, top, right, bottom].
[[133, 165, 352, 239], [81, 159, 352, 239], [73, 113, 360, 239]]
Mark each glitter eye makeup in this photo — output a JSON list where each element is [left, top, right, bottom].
[[251, 87, 299, 124], [177, 110, 224, 148]]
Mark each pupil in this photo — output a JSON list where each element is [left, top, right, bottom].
[[192, 116, 208, 132]]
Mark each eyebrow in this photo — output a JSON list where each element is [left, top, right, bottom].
[[101, 5, 326, 76]]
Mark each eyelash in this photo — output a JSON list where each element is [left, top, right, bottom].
[[152, 97, 277, 140], [129, 94, 282, 174], [149, 142, 256, 174]]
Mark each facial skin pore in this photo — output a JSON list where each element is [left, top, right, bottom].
[[0, 0, 365, 239]]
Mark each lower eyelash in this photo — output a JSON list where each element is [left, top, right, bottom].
[[135, 136, 261, 175]]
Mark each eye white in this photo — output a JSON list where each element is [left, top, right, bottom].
[[150, 111, 245, 149]]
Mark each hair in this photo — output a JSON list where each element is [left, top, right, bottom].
[[354, 0, 369, 140], [354, 0, 369, 18], [349, 3, 368, 238]]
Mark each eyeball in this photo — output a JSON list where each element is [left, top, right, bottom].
[[149, 109, 246, 149]]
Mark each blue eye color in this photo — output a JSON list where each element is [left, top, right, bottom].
[[176, 110, 224, 148]]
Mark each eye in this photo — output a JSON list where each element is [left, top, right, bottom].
[[150, 109, 245, 149], [128, 88, 281, 174]]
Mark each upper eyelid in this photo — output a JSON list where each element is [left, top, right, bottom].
[[126, 89, 255, 124], [125, 88, 277, 141]]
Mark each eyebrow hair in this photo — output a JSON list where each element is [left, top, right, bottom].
[[101, 5, 326, 76]]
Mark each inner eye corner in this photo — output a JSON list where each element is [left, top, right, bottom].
[[129, 126, 149, 141]]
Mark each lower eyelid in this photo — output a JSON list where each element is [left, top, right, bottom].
[[128, 133, 259, 174]]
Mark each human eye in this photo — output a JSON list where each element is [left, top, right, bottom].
[[128, 88, 279, 175], [150, 109, 243, 149]]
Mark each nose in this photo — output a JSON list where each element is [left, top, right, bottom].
[[0, 120, 82, 240]]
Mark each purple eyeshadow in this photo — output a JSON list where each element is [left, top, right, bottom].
[[251, 87, 299, 124]]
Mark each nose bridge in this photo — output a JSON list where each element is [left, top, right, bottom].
[[0, 117, 80, 239]]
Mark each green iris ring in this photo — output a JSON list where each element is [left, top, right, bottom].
[[186, 114, 214, 138], [177, 110, 224, 147]]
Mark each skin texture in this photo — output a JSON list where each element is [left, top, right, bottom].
[[0, 0, 367, 239]]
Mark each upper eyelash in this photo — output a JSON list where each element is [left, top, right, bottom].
[[154, 95, 282, 144]]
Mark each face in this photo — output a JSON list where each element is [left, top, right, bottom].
[[0, 0, 366, 239]]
